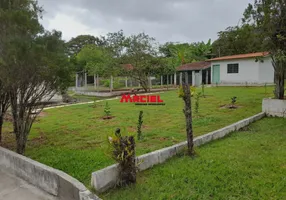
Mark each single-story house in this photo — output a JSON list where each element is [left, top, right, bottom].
[[207, 52, 274, 84], [176, 61, 211, 86]]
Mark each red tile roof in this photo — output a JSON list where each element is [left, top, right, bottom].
[[207, 52, 270, 62], [176, 61, 211, 71], [122, 64, 134, 71]]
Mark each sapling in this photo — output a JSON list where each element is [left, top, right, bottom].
[[137, 111, 144, 140], [230, 96, 237, 108], [195, 92, 202, 113], [104, 102, 111, 117]]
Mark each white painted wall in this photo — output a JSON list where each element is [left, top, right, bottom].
[[211, 56, 274, 84], [258, 57, 274, 83]]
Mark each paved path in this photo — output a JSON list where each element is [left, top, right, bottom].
[[43, 91, 164, 111], [0, 170, 59, 200]]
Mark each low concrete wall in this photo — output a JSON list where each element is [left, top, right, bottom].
[[0, 147, 101, 200], [91, 112, 265, 193], [73, 88, 176, 97], [262, 98, 286, 117]]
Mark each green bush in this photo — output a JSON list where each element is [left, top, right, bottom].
[[108, 128, 136, 186]]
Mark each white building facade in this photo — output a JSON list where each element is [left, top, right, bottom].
[[209, 52, 274, 84]]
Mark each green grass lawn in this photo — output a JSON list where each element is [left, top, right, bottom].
[[2, 86, 275, 186], [103, 117, 286, 200]]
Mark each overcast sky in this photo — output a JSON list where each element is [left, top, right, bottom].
[[37, 0, 252, 44]]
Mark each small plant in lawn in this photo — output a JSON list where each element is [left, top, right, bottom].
[[230, 96, 237, 108], [201, 83, 205, 97], [137, 111, 144, 140], [195, 92, 202, 114], [108, 128, 136, 186], [103, 102, 111, 119], [216, 82, 218, 87]]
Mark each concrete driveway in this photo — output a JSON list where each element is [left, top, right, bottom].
[[0, 170, 59, 200]]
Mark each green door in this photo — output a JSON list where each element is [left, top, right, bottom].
[[212, 65, 220, 84]]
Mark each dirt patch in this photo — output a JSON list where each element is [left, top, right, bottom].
[[0, 141, 15, 150], [34, 112, 48, 122], [219, 104, 241, 109], [127, 126, 137, 132], [76, 140, 104, 150], [38, 112, 47, 117], [159, 137, 167, 141], [102, 116, 115, 120], [29, 132, 48, 146]]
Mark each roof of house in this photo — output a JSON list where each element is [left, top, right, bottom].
[[122, 64, 134, 71], [207, 52, 270, 62], [176, 61, 211, 71]]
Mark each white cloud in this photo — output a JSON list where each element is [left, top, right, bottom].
[[38, 0, 251, 43], [40, 6, 107, 41]]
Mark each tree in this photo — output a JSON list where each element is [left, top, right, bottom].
[[174, 47, 195, 156], [192, 39, 213, 60], [179, 74, 195, 156], [160, 40, 213, 65], [123, 33, 159, 92], [212, 25, 264, 57], [0, 0, 71, 154], [242, 0, 286, 99], [102, 30, 126, 58], [66, 35, 105, 57], [77, 44, 118, 80]]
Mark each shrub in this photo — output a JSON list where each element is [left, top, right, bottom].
[[137, 111, 144, 140], [103, 79, 110, 87], [104, 78, 124, 89], [108, 128, 136, 186]]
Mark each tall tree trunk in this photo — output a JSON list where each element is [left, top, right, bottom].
[[182, 72, 195, 156], [10, 94, 32, 155], [139, 78, 148, 92], [13, 115, 31, 155], [274, 70, 285, 99], [272, 57, 285, 99], [16, 131, 27, 154]]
